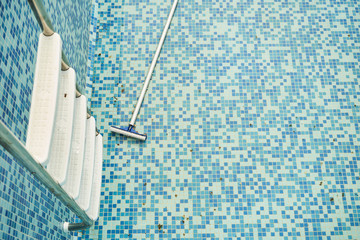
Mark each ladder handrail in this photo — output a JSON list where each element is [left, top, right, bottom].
[[3, 0, 99, 231], [0, 120, 93, 231]]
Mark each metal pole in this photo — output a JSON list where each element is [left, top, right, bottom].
[[129, 0, 179, 126]]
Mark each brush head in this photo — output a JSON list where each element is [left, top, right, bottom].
[[110, 126, 147, 141]]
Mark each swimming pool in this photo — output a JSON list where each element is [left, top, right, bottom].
[[1, 0, 360, 239]]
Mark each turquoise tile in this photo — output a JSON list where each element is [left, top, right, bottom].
[[82, 0, 360, 239]]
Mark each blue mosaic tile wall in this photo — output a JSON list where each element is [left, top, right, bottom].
[[0, 0, 37, 142], [80, 0, 360, 239], [87, 0, 100, 98], [42, 0, 92, 93], [0, 0, 93, 239]]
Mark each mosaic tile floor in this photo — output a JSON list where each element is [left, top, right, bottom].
[[83, 0, 360, 239]]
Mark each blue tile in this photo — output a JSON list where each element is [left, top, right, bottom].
[[2, 0, 360, 239], [81, 0, 360, 239]]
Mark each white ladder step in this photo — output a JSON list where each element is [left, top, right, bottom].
[[86, 133, 103, 220], [77, 116, 96, 211], [26, 31, 104, 221], [46, 68, 76, 185], [63, 95, 87, 199], [26, 33, 62, 165]]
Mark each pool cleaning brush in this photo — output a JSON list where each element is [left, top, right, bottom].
[[110, 0, 179, 141]]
